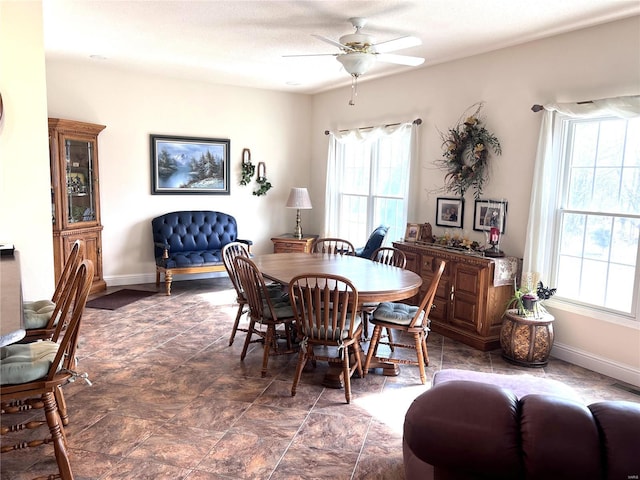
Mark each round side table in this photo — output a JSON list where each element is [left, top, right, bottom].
[[500, 309, 555, 367]]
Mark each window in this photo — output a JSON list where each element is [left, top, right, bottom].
[[524, 97, 640, 323], [553, 115, 640, 317], [325, 123, 415, 247]]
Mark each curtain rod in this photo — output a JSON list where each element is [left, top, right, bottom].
[[531, 100, 594, 113], [324, 117, 422, 135]]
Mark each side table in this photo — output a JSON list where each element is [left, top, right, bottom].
[[271, 234, 317, 253], [500, 309, 555, 367]]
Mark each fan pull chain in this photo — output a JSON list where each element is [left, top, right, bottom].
[[349, 75, 359, 106]]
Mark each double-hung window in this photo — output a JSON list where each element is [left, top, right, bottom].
[[524, 96, 640, 322], [325, 123, 416, 247]]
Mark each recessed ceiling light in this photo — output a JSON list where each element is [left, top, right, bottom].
[[89, 55, 107, 61]]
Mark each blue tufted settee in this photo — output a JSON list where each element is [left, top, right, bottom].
[[151, 211, 252, 295]]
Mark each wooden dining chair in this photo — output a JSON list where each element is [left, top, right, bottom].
[[361, 247, 408, 340], [311, 237, 356, 255], [20, 239, 84, 342], [0, 259, 94, 480], [289, 273, 363, 403], [370, 246, 407, 268], [222, 242, 252, 346], [222, 242, 287, 346], [233, 256, 296, 377], [363, 260, 445, 385]]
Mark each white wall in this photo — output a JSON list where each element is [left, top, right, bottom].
[[310, 16, 640, 385], [0, 0, 54, 301], [46, 62, 312, 284]]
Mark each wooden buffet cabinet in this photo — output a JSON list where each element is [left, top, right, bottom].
[[393, 241, 515, 351], [49, 118, 106, 294], [271, 234, 318, 253]]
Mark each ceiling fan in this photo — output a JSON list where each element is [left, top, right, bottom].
[[286, 17, 425, 105]]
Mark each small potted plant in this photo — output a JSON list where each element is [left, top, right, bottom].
[[506, 280, 556, 318], [506, 286, 528, 316]]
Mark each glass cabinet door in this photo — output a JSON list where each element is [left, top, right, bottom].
[[65, 138, 96, 225]]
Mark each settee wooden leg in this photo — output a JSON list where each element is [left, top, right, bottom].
[[164, 271, 172, 295]]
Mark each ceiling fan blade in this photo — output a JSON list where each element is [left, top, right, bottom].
[[373, 35, 421, 53], [376, 53, 425, 66], [311, 34, 355, 52]]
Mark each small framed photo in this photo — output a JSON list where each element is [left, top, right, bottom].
[[151, 134, 230, 195], [473, 199, 507, 233], [404, 223, 420, 242], [436, 197, 464, 228]]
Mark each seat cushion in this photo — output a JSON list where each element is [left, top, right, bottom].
[[0, 341, 59, 385], [302, 312, 362, 341], [161, 250, 223, 268], [373, 302, 420, 326], [23, 300, 56, 329], [261, 297, 295, 321]]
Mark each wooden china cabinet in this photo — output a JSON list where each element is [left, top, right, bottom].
[[49, 118, 106, 293], [393, 241, 515, 351]]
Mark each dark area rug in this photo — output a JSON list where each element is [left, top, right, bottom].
[[86, 289, 157, 310]]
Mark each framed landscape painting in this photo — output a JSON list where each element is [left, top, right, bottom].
[[151, 135, 230, 194]]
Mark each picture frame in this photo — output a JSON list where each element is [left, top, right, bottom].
[[151, 134, 230, 194], [404, 223, 420, 242], [473, 199, 507, 233], [436, 197, 464, 228]]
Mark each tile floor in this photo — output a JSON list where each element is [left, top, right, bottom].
[[2, 277, 639, 480]]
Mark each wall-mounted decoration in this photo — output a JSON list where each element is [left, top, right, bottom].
[[473, 199, 507, 233], [436, 102, 501, 199], [436, 197, 464, 228], [252, 161, 272, 196], [150, 134, 230, 195], [240, 148, 254, 186], [404, 223, 419, 242]]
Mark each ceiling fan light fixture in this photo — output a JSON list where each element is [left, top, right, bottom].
[[337, 53, 376, 76]]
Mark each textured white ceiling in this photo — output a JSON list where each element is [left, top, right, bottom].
[[43, 0, 640, 94]]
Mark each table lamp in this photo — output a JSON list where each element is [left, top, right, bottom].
[[285, 187, 312, 239]]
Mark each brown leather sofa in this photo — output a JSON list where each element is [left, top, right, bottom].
[[403, 369, 640, 480]]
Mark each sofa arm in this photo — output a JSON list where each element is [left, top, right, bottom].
[[403, 381, 523, 480], [154, 241, 169, 264], [237, 239, 253, 252]]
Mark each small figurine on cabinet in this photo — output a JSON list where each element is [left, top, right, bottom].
[[418, 223, 434, 243]]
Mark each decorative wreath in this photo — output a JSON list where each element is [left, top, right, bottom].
[[437, 103, 501, 198]]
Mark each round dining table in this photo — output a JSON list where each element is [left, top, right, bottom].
[[251, 252, 423, 386], [251, 252, 422, 303]]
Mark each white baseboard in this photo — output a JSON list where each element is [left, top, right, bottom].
[[551, 342, 640, 388]]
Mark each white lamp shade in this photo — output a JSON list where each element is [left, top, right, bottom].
[[285, 187, 312, 209]]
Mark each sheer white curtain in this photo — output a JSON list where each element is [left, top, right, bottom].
[[523, 95, 640, 277], [324, 122, 416, 237]]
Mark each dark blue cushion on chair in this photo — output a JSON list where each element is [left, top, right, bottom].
[[356, 225, 389, 259]]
